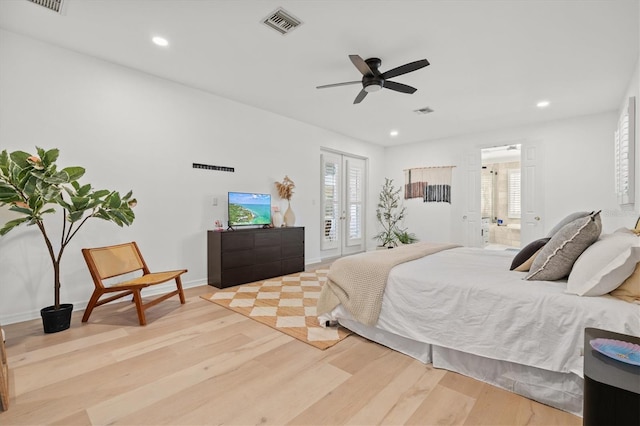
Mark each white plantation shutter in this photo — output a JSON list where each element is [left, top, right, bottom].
[[481, 169, 493, 219], [346, 159, 363, 244], [321, 154, 340, 250], [508, 169, 521, 218], [615, 97, 635, 205]]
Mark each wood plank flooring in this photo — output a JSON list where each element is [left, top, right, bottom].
[[0, 262, 581, 425]]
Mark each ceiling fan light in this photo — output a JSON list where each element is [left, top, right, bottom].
[[364, 81, 383, 92], [152, 36, 169, 47]]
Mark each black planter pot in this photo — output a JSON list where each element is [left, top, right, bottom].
[[40, 304, 73, 334]]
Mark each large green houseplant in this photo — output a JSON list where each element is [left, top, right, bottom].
[[374, 178, 406, 248], [374, 178, 413, 247], [0, 147, 136, 333]]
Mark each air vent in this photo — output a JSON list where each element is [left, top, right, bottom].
[[414, 107, 434, 115], [27, 0, 64, 13], [262, 8, 302, 35]]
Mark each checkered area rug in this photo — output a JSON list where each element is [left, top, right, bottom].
[[200, 269, 351, 350]]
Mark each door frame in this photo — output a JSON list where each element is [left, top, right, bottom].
[[320, 147, 368, 259], [467, 139, 544, 248]]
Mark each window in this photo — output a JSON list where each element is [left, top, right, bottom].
[[615, 96, 635, 205], [508, 169, 521, 218]]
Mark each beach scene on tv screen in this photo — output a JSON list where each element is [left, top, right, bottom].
[[229, 193, 271, 225]]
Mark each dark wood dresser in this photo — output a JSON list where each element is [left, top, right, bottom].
[[207, 227, 304, 288]]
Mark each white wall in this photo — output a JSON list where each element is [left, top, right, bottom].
[[383, 111, 634, 245], [0, 30, 385, 324], [2, 27, 638, 325]]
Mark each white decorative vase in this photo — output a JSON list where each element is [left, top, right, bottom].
[[272, 210, 283, 228], [283, 201, 296, 227]]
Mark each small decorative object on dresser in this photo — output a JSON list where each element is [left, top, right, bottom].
[[272, 206, 283, 228], [284, 201, 296, 227], [275, 175, 296, 226]]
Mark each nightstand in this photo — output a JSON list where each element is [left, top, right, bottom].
[[583, 328, 640, 426]]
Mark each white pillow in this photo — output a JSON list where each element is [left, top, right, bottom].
[[567, 229, 640, 296]]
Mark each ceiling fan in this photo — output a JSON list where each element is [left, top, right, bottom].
[[316, 54, 430, 104]]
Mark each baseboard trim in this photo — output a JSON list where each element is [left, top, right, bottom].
[[0, 278, 208, 325]]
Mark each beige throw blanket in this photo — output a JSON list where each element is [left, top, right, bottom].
[[317, 242, 459, 326]]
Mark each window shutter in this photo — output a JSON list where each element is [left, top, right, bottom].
[[508, 169, 521, 219], [615, 97, 635, 205]]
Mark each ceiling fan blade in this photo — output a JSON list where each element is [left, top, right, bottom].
[[349, 54, 374, 76], [316, 81, 361, 89], [353, 89, 368, 104], [381, 59, 430, 80], [384, 81, 417, 94]]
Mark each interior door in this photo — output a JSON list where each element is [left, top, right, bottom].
[[520, 142, 545, 245], [320, 150, 366, 258], [462, 149, 482, 247]]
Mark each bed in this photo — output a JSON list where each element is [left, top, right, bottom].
[[317, 212, 640, 416]]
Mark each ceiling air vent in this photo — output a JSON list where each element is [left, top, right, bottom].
[[414, 107, 434, 115], [262, 8, 302, 35], [27, 0, 64, 13]]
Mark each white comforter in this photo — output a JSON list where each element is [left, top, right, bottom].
[[332, 247, 640, 376]]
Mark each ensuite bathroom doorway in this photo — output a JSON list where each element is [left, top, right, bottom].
[[481, 144, 522, 249]]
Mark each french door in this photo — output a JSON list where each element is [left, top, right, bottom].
[[320, 150, 367, 258]]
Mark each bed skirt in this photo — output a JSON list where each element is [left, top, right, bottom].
[[338, 317, 584, 417]]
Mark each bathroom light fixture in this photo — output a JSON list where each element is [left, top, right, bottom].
[[536, 100, 550, 108], [390, 130, 399, 137], [152, 36, 169, 47]]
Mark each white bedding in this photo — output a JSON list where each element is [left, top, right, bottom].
[[321, 246, 640, 414]]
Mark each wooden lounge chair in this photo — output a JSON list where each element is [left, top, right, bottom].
[[81, 242, 187, 326]]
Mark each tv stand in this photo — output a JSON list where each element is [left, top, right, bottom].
[[207, 227, 305, 288]]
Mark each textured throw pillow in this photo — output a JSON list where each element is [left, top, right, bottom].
[[510, 238, 551, 271], [546, 211, 592, 238], [610, 263, 640, 303], [526, 211, 601, 281], [567, 229, 640, 296]]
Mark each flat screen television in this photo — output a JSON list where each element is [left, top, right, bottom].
[[228, 192, 272, 227]]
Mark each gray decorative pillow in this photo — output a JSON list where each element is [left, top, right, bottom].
[[510, 237, 550, 271], [526, 211, 602, 281], [546, 211, 592, 238]]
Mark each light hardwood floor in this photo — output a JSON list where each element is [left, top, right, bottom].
[[0, 262, 581, 425]]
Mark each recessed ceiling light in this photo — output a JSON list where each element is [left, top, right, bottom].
[[390, 130, 399, 137], [536, 100, 550, 108], [152, 36, 169, 47]]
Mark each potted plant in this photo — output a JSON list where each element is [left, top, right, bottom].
[[394, 229, 418, 245], [374, 177, 408, 248], [0, 147, 136, 333]]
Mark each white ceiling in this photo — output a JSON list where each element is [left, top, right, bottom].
[[1, 0, 638, 147]]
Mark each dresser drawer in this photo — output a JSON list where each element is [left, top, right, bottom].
[[222, 249, 254, 269], [221, 232, 254, 251], [255, 231, 281, 247], [254, 246, 282, 263], [282, 257, 304, 275]]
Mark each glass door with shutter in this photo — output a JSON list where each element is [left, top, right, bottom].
[[320, 150, 366, 258]]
